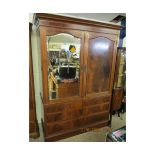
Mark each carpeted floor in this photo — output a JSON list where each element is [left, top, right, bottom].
[[30, 113, 126, 142]]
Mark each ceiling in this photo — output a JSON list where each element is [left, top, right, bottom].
[[29, 13, 126, 24], [59, 13, 125, 23]]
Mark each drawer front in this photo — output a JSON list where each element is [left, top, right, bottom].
[[46, 108, 83, 123], [44, 101, 83, 133], [72, 118, 83, 128], [83, 95, 111, 107], [45, 100, 82, 114], [44, 97, 110, 136], [46, 121, 72, 135], [46, 111, 71, 123], [46, 118, 83, 135], [83, 96, 110, 126], [83, 96, 111, 116], [83, 103, 109, 116], [72, 109, 83, 119], [45, 103, 67, 113], [83, 112, 109, 125]]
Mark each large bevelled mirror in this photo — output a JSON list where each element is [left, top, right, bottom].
[[46, 33, 81, 100]]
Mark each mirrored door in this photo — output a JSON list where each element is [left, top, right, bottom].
[[46, 32, 83, 100]]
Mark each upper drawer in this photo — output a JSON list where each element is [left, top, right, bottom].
[[45, 103, 68, 114], [83, 103, 109, 116], [45, 100, 82, 114], [83, 95, 111, 107]]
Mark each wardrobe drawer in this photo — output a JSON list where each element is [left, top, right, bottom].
[[71, 109, 83, 119], [45, 101, 83, 124], [72, 118, 83, 128], [46, 121, 72, 135], [83, 96, 111, 107], [83, 112, 109, 125], [45, 103, 70, 113], [83, 103, 109, 115], [46, 111, 71, 123], [46, 118, 83, 135], [45, 100, 82, 114], [70, 102, 82, 110], [46, 108, 83, 123]]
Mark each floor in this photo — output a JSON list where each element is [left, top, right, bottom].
[[30, 113, 126, 142]]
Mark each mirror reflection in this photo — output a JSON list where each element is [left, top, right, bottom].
[[47, 33, 81, 100]]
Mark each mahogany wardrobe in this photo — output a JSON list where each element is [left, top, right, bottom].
[[33, 13, 121, 141]]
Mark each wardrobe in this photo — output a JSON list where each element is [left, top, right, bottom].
[[112, 47, 126, 111], [33, 13, 121, 141]]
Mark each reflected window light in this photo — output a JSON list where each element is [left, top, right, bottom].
[[94, 42, 109, 50]]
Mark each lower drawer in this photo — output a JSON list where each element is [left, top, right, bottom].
[[46, 121, 71, 135], [46, 118, 83, 135], [44, 97, 110, 137]]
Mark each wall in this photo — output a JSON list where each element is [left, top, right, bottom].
[[31, 26, 42, 123], [123, 37, 126, 47]]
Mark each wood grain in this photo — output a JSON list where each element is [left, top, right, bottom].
[[34, 14, 120, 141]]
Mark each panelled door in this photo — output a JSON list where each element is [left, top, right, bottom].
[[84, 31, 117, 97], [82, 31, 118, 126]]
